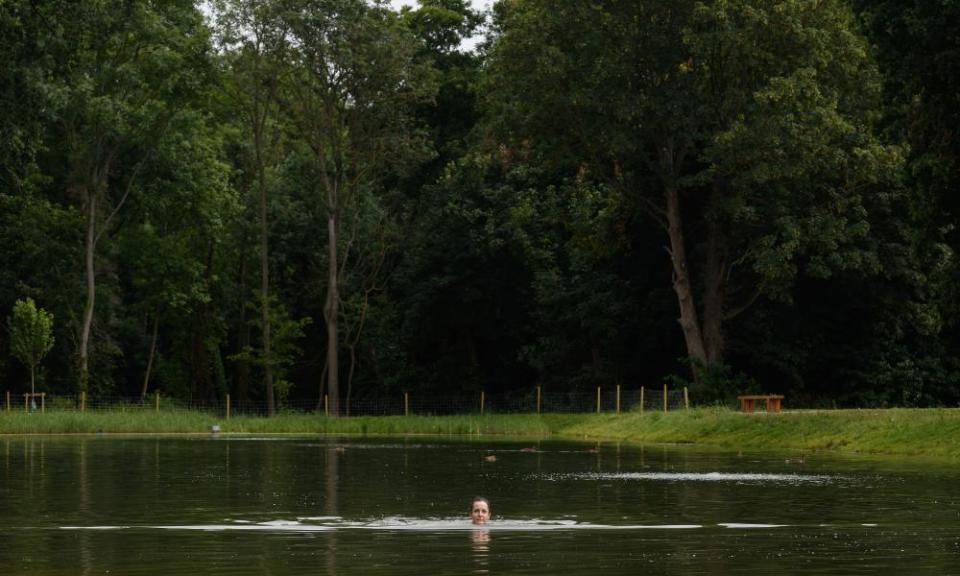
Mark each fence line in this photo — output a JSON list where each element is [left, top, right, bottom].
[[0, 387, 690, 418]]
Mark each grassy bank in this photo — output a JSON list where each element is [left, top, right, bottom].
[[2, 407, 960, 458], [0, 410, 557, 436], [556, 408, 960, 458]]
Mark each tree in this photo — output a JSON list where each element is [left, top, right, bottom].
[[510, 172, 639, 391], [0, 1, 54, 196], [400, 0, 485, 167], [8, 298, 55, 400], [214, 0, 290, 415], [44, 0, 214, 393], [484, 0, 901, 382], [117, 109, 235, 403], [0, 193, 83, 392], [381, 155, 540, 396], [278, 0, 436, 414]]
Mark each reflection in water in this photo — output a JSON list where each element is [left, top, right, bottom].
[[80, 439, 92, 576], [471, 528, 490, 574], [325, 445, 340, 576]]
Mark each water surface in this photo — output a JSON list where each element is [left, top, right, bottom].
[[1, 435, 958, 574]]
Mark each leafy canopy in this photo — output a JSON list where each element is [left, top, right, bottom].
[[8, 298, 55, 372]]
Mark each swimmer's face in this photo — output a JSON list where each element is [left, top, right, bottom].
[[471, 500, 490, 525]]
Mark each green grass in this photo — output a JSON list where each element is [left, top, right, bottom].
[[3, 407, 960, 458], [0, 409, 557, 436], [551, 407, 960, 458]]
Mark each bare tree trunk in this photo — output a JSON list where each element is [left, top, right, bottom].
[[346, 344, 356, 416], [345, 290, 372, 418], [702, 187, 727, 366], [79, 190, 97, 394], [317, 358, 328, 411], [236, 255, 251, 404], [664, 183, 708, 368], [140, 312, 160, 403], [325, 211, 340, 416], [259, 156, 274, 416], [190, 244, 217, 402]]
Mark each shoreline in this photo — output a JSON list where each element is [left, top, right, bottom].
[[1, 407, 959, 458]]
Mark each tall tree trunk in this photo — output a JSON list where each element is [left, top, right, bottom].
[[325, 211, 340, 416], [317, 358, 328, 411], [345, 293, 371, 417], [346, 344, 356, 416], [79, 190, 97, 394], [190, 308, 209, 401], [190, 244, 217, 402], [140, 312, 160, 403], [702, 184, 727, 366], [236, 255, 251, 404], [664, 182, 708, 369], [259, 155, 274, 416]]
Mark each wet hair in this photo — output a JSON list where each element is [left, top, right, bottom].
[[471, 496, 489, 509]]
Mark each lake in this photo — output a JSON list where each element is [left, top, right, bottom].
[[1, 435, 958, 574]]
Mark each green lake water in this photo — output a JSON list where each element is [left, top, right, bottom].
[[1, 435, 958, 575]]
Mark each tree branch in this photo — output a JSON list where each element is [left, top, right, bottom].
[[724, 283, 764, 321], [95, 160, 144, 246]]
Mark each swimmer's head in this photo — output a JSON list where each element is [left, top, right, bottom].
[[470, 496, 490, 525]]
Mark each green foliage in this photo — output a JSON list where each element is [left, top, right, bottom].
[[8, 298, 55, 392], [280, 0, 438, 178], [400, 0, 483, 56], [0, 0, 958, 411], [230, 294, 311, 405], [666, 360, 758, 407], [482, 0, 912, 397], [383, 153, 539, 393], [485, 0, 900, 292], [399, 0, 484, 178], [509, 169, 634, 389]]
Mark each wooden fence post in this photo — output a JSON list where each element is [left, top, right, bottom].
[[24, 394, 28, 413], [40, 393, 45, 414], [640, 386, 645, 415], [225, 394, 231, 420], [404, 392, 409, 417], [155, 391, 160, 412], [684, 387, 689, 410], [663, 384, 668, 413], [324, 394, 329, 416], [480, 391, 485, 416], [596, 386, 601, 414], [536, 386, 541, 415], [616, 385, 621, 415]]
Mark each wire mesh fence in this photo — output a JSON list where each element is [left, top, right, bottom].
[[1, 386, 690, 418]]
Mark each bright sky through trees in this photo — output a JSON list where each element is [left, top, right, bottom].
[[390, 0, 491, 49], [390, 0, 492, 10]]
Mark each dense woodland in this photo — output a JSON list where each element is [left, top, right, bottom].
[[1, 0, 958, 412]]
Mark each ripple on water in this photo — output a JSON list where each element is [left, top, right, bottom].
[[542, 471, 837, 484], [56, 517, 887, 533], [58, 517, 703, 532]]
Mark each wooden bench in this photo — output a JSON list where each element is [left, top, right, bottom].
[[737, 394, 784, 413]]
